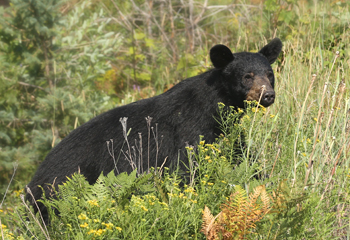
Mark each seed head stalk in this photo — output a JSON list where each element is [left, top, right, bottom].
[[292, 73, 316, 185], [304, 51, 340, 186]]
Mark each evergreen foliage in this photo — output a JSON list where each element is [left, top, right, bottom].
[[0, 0, 121, 194]]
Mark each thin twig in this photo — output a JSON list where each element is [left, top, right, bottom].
[[0, 163, 18, 208], [18, 81, 46, 91], [20, 194, 50, 239]]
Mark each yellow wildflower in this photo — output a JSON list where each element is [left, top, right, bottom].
[[87, 230, 96, 235], [141, 206, 148, 212], [103, 222, 114, 230], [116, 227, 122, 231], [186, 146, 194, 151], [14, 190, 22, 197], [218, 102, 225, 107], [95, 229, 104, 235], [87, 199, 100, 207], [80, 222, 89, 228], [184, 187, 195, 193], [78, 213, 89, 220]]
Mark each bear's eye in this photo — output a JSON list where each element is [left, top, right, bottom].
[[267, 71, 273, 79], [244, 73, 253, 80]]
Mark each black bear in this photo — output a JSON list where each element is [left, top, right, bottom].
[[26, 38, 282, 222]]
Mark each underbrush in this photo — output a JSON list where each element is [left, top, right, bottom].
[[1, 100, 349, 239]]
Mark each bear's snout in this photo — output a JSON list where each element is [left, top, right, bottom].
[[261, 90, 275, 107]]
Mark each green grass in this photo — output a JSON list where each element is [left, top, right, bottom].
[[1, 0, 350, 239]]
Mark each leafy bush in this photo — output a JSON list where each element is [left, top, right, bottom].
[[2, 100, 348, 239], [0, 0, 121, 194]]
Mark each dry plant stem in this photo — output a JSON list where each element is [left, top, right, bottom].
[[0, 217, 4, 240], [107, 139, 119, 175], [316, 142, 345, 208], [25, 187, 50, 238], [293, 74, 316, 185], [188, 0, 195, 52], [20, 194, 50, 240], [320, 108, 334, 150], [187, 147, 198, 187], [193, 0, 208, 25], [312, 108, 335, 185], [109, 0, 132, 31], [304, 111, 324, 186], [151, 124, 160, 173], [138, 133, 143, 173], [143, 217, 160, 239], [331, 81, 345, 135], [246, 85, 265, 164], [119, 117, 137, 171], [304, 52, 339, 186], [0, 163, 18, 208], [158, 157, 168, 176], [14, 207, 37, 240], [269, 146, 281, 177], [130, 0, 176, 61], [146, 116, 152, 173], [17, 81, 46, 91]]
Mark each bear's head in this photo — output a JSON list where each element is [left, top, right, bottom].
[[210, 38, 282, 108]]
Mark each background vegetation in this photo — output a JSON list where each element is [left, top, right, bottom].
[[0, 0, 349, 239]]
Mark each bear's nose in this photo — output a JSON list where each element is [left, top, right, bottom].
[[261, 90, 275, 106]]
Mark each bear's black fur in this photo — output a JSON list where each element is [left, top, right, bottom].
[[26, 38, 282, 223]]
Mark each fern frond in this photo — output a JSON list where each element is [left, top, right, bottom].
[[201, 205, 223, 240], [206, 185, 275, 239]]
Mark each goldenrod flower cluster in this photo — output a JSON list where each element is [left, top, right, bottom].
[[0, 224, 23, 240], [87, 199, 100, 207], [131, 194, 169, 212], [77, 212, 122, 236], [87, 229, 105, 236]]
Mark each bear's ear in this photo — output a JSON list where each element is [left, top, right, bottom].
[[258, 38, 283, 64], [210, 44, 234, 68]]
